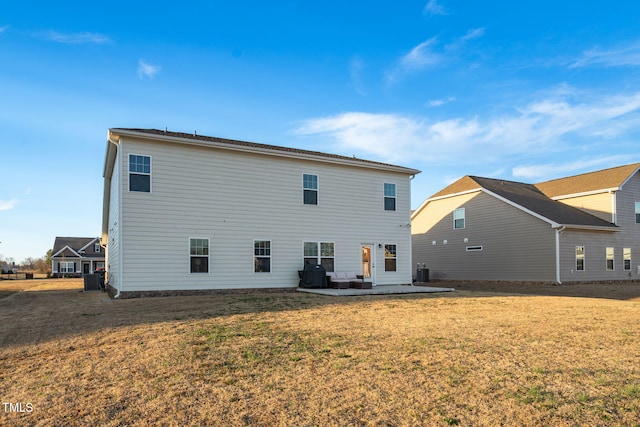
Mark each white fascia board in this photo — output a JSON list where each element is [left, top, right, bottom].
[[411, 188, 482, 220], [550, 188, 618, 200], [52, 245, 83, 258], [562, 224, 620, 232], [111, 129, 421, 176], [619, 166, 640, 190], [481, 188, 561, 228], [79, 238, 100, 252]]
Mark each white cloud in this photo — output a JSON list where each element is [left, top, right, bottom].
[[460, 27, 485, 41], [423, 0, 448, 16], [0, 26, 8, 34], [0, 199, 17, 211], [138, 59, 161, 79], [386, 38, 442, 83], [41, 31, 111, 44], [295, 89, 640, 165], [426, 96, 456, 107], [513, 156, 634, 180], [571, 40, 640, 68]]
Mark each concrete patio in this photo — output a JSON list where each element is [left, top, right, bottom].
[[297, 284, 455, 297]]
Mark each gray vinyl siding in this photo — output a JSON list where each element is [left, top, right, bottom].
[[412, 191, 556, 282], [559, 172, 640, 282], [115, 137, 413, 291]]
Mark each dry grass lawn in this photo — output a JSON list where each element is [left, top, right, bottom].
[[1, 278, 639, 426]]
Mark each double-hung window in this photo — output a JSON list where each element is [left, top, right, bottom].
[[384, 244, 397, 272], [303, 174, 318, 205], [129, 154, 151, 192], [303, 241, 335, 272], [575, 246, 585, 271], [454, 208, 465, 229], [624, 248, 632, 271], [384, 183, 396, 211], [59, 262, 75, 273], [636, 202, 640, 224], [606, 247, 615, 271], [190, 238, 209, 273], [254, 240, 271, 272]]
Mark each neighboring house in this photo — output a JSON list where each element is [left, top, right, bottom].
[[51, 237, 106, 278], [412, 163, 640, 283], [102, 128, 420, 296]]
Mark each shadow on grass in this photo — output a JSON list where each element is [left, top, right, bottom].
[[1, 280, 639, 349]]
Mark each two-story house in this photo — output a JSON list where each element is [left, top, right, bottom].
[[51, 237, 105, 278], [102, 128, 420, 297], [411, 163, 640, 283]]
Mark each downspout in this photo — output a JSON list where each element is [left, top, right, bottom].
[[106, 135, 122, 299], [409, 174, 416, 285], [555, 225, 565, 285]]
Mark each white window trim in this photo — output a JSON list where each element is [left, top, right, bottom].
[[302, 241, 335, 270], [605, 247, 615, 272], [384, 243, 397, 272], [384, 183, 397, 211], [94, 243, 101, 253], [302, 173, 319, 205], [59, 261, 76, 273], [624, 248, 632, 271], [454, 208, 466, 230], [575, 246, 585, 271], [253, 239, 272, 273], [189, 237, 210, 274], [128, 153, 152, 193]]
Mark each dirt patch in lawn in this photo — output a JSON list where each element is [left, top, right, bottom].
[[1, 280, 639, 426]]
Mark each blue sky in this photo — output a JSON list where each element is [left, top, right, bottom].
[[2, 0, 640, 262]]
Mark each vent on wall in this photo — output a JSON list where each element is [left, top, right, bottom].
[[466, 246, 483, 252]]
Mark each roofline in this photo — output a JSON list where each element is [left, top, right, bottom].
[[410, 188, 482, 220], [411, 186, 619, 231], [78, 237, 100, 252], [619, 164, 640, 190], [548, 188, 618, 201], [481, 188, 560, 228], [562, 224, 620, 232], [52, 245, 82, 258], [108, 128, 422, 176]]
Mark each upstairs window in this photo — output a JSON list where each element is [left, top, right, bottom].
[[129, 154, 151, 192], [303, 174, 318, 205], [94, 243, 101, 253], [575, 246, 585, 271], [254, 240, 271, 273], [454, 208, 465, 229], [606, 247, 615, 271], [190, 238, 209, 273], [636, 202, 640, 223], [384, 183, 396, 211]]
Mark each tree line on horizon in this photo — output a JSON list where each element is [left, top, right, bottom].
[[0, 249, 52, 274]]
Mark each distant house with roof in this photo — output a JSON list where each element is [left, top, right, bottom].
[[52, 237, 105, 278], [101, 128, 420, 297], [411, 163, 640, 283]]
